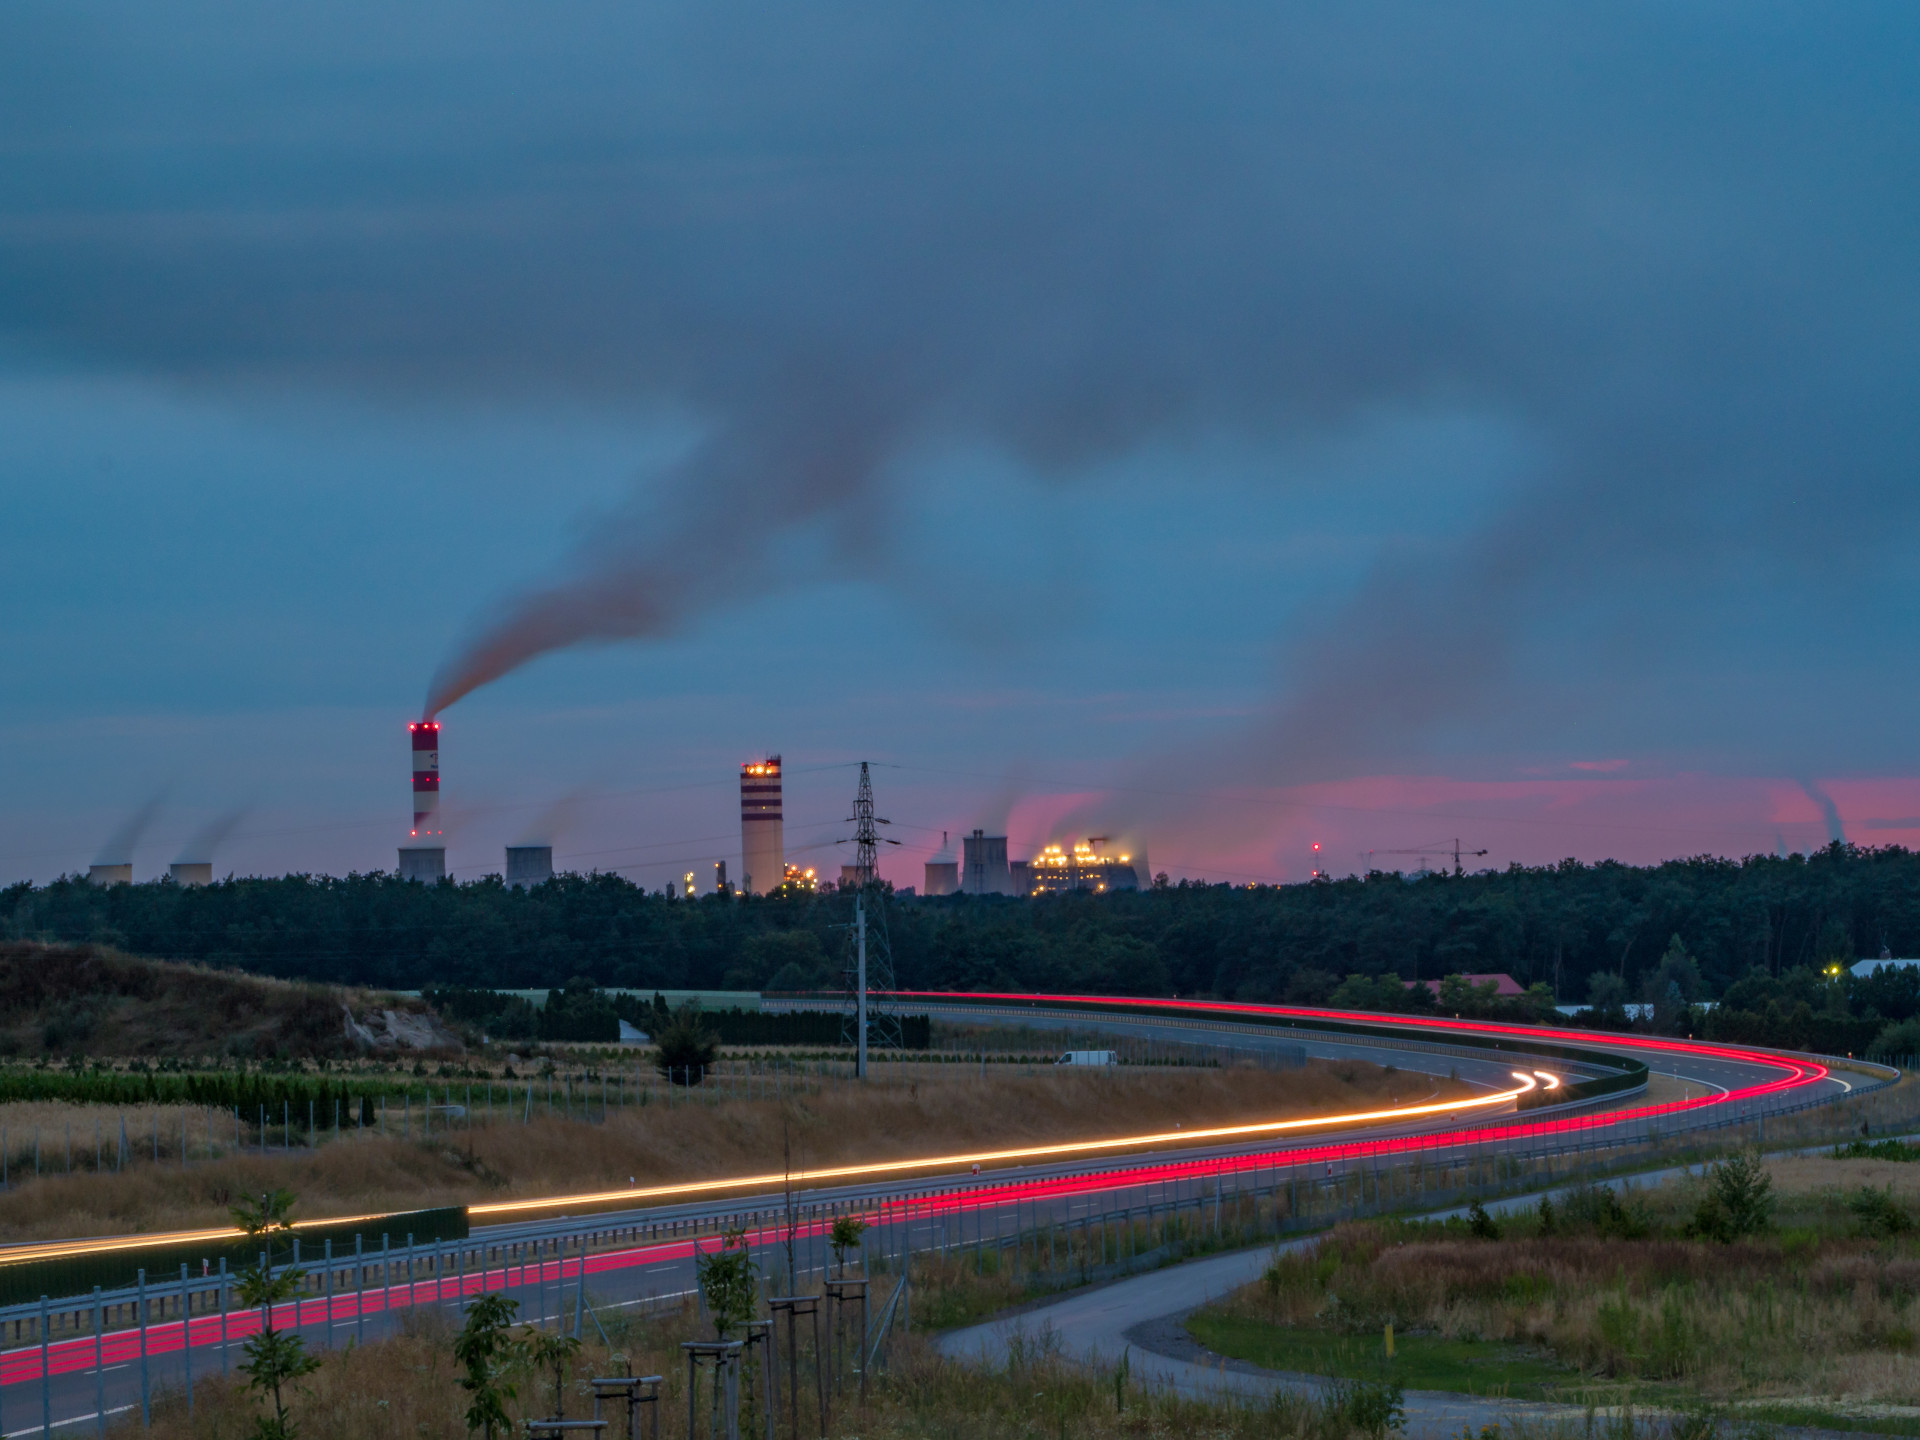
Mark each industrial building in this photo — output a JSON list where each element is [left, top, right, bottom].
[[922, 831, 959, 895], [740, 757, 784, 895], [399, 719, 446, 881], [505, 845, 553, 888], [962, 830, 1011, 894], [1023, 838, 1142, 895]]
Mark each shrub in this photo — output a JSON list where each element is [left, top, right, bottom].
[[1690, 1151, 1773, 1242]]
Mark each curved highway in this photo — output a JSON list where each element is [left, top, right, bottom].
[[0, 993, 1881, 1432]]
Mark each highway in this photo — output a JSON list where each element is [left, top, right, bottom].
[[0, 993, 1878, 1435]]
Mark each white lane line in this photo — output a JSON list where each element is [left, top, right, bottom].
[[5, 1403, 137, 1436]]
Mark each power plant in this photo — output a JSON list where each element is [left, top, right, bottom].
[[739, 757, 783, 895], [505, 845, 553, 888], [169, 862, 213, 886], [962, 829, 1011, 894], [923, 831, 959, 895], [399, 719, 446, 881], [1022, 837, 1141, 894], [87, 864, 132, 886]]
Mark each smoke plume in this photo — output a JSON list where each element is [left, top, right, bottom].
[[175, 807, 248, 865], [94, 795, 163, 867], [2, 1, 1917, 788]]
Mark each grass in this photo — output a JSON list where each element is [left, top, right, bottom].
[[112, 1291, 1416, 1440], [1185, 1149, 1920, 1433], [0, 942, 456, 1061], [0, 1051, 1451, 1243], [1185, 1312, 1587, 1400]]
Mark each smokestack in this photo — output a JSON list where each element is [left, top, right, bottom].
[[87, 864, 132, 886], [505, 845, 553, 888], [399, 719, 446, 881], [410, 721, 441, 838], [740, 756, 783, 896], [169, 863, 213, 886]]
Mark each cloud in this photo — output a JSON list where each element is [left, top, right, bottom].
[[2, 0, 1917, 791]]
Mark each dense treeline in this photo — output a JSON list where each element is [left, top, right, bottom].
[[0, 1069, 402, 1124], [8, 844, 1920, 1015]]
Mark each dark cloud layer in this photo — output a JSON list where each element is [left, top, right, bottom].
[[3, 2, 1917, 777]]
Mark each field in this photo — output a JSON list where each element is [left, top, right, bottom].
[[1187, 1146, 1920, 1434], [111, 1285, 1433, 1440], [0, 1053, 1457, 1242]]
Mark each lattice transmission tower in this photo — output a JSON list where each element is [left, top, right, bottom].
[[840, 761, 901, 1069]]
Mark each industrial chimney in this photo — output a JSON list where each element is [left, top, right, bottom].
[[739, 756, 783, 895], [169, 862, 213, 886], [505, 845, 553, 888], [87, 864, 132, 886], [399, 719, 446, 881]]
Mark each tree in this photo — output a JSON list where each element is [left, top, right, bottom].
[[696, 1225, 758, 1339], [828, 1214, 867, 1274], [1691, 1150, 1773, 1242], [653, 1003, 719, 1086], [519, 1327, 582, 1420], [454, 1294, 521, 1439]]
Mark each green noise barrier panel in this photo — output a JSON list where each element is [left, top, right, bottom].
[[0, 1204, 468, 1308]]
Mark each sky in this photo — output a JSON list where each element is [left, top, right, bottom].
[[2, 1, 1918, 890]]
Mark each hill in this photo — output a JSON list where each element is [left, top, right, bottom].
[[0, 942, 458, 1061]]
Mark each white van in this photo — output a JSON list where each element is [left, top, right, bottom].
[[1055, 1050, 1117, 1066]]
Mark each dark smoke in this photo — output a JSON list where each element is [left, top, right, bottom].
[[94, 795, 163, 867], [1799, 780, 1848, 846], [2, 2, 1917, 781], [175, 807, 248, 865]]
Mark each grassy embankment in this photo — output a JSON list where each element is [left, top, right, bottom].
[[113, 1285, 1458, 1440], [0, 1055, 1453, 1242], [1188, 1142, 1920, 1435]]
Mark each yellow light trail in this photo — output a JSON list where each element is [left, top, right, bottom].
[[0, 1071, 1544, 1265], [466, 1068, 1540, 1218]]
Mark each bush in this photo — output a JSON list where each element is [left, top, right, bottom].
[[1849, 1186, 1912, 1237], [1690, 1151, 1773, 1242], [1557, 1183, 1650, 1239], [653, 1004, 718, 1085], [1323, 1377, 1404, 1436]]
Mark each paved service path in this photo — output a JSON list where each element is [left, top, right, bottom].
[[937, 1233, 1591, 1439]]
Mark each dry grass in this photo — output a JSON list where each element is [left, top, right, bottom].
[[0, 1056, 1453, 1241], [0, 942, 451, 1061], [118, 1293, 1373, 1440], [1209, 1147, 1920, 1408]]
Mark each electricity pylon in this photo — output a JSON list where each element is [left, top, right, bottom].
[[840, 762, 901, 1070]]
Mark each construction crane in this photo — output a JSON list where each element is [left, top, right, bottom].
[[1364, 839, 1488, 879]]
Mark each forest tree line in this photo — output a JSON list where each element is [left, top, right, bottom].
[[7, 843, 1920, 1052]]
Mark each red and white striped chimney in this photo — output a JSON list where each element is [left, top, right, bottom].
[[409, 720, 441, 837]]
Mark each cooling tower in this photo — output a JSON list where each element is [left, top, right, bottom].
[[169, 862, 213, 886], [962, 830, 1011, 895], [398, 847, 445, 882], [924, 860, 959, 895], [740, 757, 783, 895], [87, 864, 132, 886], [505, 846, 553, 888]]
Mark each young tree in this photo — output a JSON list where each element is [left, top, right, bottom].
[[697, 1225, 758, 1339], [518, 1327, 582, 1420], [234, 1259, 319, 1438], [454, 1293, 521, 1439], [828, 1214, 867, 1275]]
